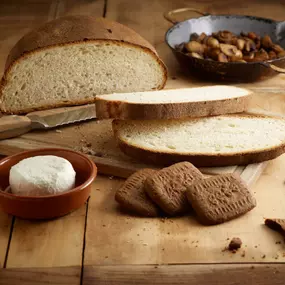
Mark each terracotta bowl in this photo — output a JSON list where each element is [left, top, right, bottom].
[[0, 148, 97, 219]]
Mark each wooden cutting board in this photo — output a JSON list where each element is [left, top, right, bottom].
[[0, 117, 267, 186]]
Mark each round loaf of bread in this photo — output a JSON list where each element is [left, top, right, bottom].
[[0, 16, 167, 114], [9, 155, 76, 196]]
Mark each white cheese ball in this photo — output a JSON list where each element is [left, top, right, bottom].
[[9, 155, 76, 196]]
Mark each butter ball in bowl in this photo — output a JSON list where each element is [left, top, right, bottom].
[[10, 156, 76, 196]]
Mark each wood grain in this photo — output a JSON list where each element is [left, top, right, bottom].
[[6, 206, 86, 268], [83, 264, 285, 285], [0, 213, 12, 268], [0, 266, 80, 285], [0, 0, 285, 281]]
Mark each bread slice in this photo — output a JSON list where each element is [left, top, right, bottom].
[[112, 114, 285, 167], [0, 16, 167, 114], [96, 86, 251, 120]]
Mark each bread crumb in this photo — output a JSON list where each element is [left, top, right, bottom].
[[55, 129, 62, 133], [262, 254, 266, 259], [228, 237, 242, 251], [143, 243, 148, 246]]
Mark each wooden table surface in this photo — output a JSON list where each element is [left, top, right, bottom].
[[1, 0, 285, 284]]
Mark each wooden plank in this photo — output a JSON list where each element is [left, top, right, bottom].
[[0, 266, 80, 285], [84, 156, 285, 266], [6, 206, 86, 268], [83, 264, 285, 285], [0, 213, 12, 268]]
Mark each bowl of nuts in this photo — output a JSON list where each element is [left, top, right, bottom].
[[164, 8, 285, 82]]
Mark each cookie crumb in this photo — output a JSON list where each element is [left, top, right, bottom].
[[228, 237, 242, 251], [143, 243, 148, 246]]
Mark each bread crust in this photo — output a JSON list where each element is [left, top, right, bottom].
[[95, 93, 251, 120], [0, 16, 167, 114], [112, 115, 285, 167]]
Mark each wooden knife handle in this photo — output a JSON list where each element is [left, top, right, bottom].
[[0, 115, 32, 140]]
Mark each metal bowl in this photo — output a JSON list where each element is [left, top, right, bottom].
[[165, 8, 285, 82]]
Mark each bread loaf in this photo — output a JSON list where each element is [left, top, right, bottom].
[[0, 16, 167, 114], [112, 114, 285, 167]]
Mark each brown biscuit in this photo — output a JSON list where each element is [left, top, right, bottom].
[[186, 173, 256, 225], [144, 162, 203, 216], [265, 219, 285, 237], [115, 169, 160, 217]]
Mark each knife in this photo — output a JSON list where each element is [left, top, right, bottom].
[[0, 104, 96, 140]]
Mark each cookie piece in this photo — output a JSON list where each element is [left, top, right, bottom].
[[115, 169, 160, 217], [265, 219, 285, 237], [144, 162, 203, 216], [228, 237, 242, 251], [186, 173, 256, 225]]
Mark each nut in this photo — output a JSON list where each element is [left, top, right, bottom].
[[190, 33, 199, 41], [235, 50, 243, 58], [244, 39, 256, 52], [268, 50, 277, 59], [277, 51, 285, 58], [247, 32, 258, 40], [243, 52, 254, 62], [188, 52, 204, 59], [255, 39, 261, 50], [254, 49, 269, 60], [206, 48, 221, 60], [272, 44, 284, 53], [236, 39, 245, 50], [202, 36, 210, 45], [206, 37, 220, 48], [220, 43, 239, 57], [216, 30, 234, 43], [196, 32, 207, 43], [261, 35, 273, 49], [175, 43, 186, 52], [185, 41, 204, 53], [218, 53, 228, 62]]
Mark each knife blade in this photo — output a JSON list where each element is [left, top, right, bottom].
[[0, 104, 97, 140]]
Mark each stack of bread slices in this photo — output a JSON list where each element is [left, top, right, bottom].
[[95, 85, 285, 167]]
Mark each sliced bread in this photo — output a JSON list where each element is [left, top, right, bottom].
[[0, 16, 167, 114], [112, 114, 285, 167], [96, 86, 251, 120]]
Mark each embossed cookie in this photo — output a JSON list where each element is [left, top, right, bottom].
[[144, 162, 203, 216], [115, 169, 160, 217], [186, 173, 256, 225]]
